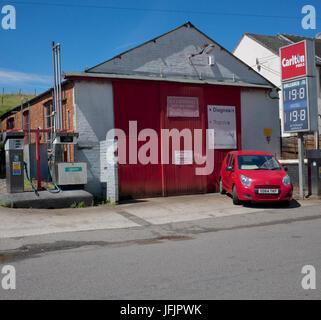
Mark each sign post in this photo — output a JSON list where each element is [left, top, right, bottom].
[[280, 39, 318, 199], [297, 133, 305, 199]]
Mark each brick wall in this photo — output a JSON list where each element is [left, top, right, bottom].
[[1, 82, 75, 161], [100, 139, 118, 203]]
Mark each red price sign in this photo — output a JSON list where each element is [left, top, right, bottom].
[[280, 41, 307, 81]]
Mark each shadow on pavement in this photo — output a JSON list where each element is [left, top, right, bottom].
[[224, 193, 300, 209], [242, 199, 300, 209], [118, 199, 148, 205]]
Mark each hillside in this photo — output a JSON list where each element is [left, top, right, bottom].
[[0, 93, 35, 119]]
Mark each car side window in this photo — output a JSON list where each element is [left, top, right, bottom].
[[229, 155, 235, 170], [226, 154, 231, 165]]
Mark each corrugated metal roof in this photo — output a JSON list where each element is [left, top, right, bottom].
[[63, 71, 276, 89]]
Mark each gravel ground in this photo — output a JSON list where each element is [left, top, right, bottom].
[[0, 179, 6, 193]]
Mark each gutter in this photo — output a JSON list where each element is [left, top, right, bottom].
[[63, 71, 276, 90]]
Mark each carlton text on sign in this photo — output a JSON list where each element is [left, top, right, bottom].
[[280, 41, 307, 81]]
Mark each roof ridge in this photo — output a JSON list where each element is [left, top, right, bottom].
[[279, 33, 317, 40], [245, 32, 275, 37], [87, 24, 276, 88]]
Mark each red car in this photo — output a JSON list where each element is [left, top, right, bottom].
[[219, 151, 293, 205]]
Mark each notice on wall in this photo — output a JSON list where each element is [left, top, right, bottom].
[[174, 150, 193, 165], [167, 96, 199, 117], [207, 105, 237, 149], [12, 162, 21, 176]]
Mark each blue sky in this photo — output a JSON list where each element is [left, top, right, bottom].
[[0, 0, 320, 94]]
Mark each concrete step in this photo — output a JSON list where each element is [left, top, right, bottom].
[[0, 190, 93, 209]]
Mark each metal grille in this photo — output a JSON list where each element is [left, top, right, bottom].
[[255, 194, 279, 199], [255, 185, 280, 189]]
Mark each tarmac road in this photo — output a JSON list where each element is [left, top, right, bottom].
[[1, 203, 321, 299]]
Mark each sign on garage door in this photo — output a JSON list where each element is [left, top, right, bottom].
[[207, 105, 236, 149]]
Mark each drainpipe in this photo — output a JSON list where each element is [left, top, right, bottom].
[[28, 103, 31, 144], [20, 97, 28, 130], [58, 45, 63, 130]]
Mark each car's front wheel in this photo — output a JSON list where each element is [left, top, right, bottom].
[[232, 185, 241, 205], [219, 178, 226, 194]]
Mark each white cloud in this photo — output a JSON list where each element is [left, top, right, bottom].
[[0, 68, 51, 85]]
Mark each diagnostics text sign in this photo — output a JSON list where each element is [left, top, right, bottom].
[[207, 105, 236, 149]]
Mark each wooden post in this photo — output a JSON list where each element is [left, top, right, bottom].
[[314, 131, 319, 149]]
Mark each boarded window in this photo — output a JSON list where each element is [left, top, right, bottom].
[[6, 117, 14, 129]]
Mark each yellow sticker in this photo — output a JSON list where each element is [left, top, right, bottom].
[[264, 128, 272, 136]]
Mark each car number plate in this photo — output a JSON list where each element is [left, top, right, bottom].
[[257, 189, 279, 194]]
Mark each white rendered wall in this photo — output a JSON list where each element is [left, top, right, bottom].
[[234, 35, 281, 87], [73, 80, 115, 198], [233, 35, 288, 138], [241, 88, 281, 157]]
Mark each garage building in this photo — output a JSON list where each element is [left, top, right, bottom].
[[1, 22, 280, 201]]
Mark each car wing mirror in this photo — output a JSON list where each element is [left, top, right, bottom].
[[283, 166, 288, 172]]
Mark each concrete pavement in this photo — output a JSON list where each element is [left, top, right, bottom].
[[2, 211, 321, 299], [0, 192, 320, 240]]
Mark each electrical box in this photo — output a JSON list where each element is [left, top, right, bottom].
[[53, 132, 79, 145], [53, 162, 87, 186], [307, 150, 321, 196], [208, 55, 215, 66]]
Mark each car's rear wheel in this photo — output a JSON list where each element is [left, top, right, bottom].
[[219, 178, 226, 194], [232, 185, 241, 205]]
